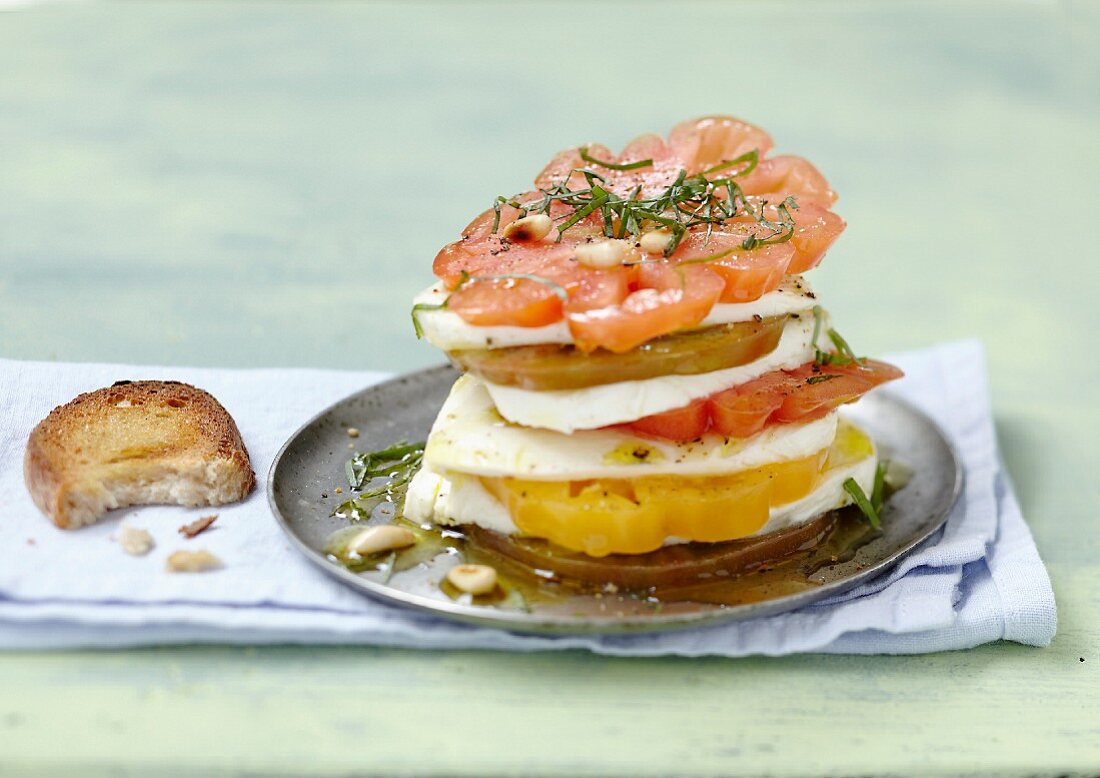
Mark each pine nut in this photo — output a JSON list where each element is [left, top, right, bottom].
[[347, 525, 417, 556], [884, 459, 914, 490], [639, 229, 673, 254], [166, 549, 222, 573], [503, 213, 553, 242], [575, 239, 628, 269], [446, 563, 498, 595]]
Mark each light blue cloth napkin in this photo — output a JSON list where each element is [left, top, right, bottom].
[[0, 341, 1056, 655]]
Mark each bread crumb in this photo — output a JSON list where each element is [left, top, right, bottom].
[[346, 427, 360, 438], [27, 538, 36, 546], [118, 522, 154, 556], [166, 549, 222, 573], [179, 514, 218, 538], [334, 487, 343, 494]]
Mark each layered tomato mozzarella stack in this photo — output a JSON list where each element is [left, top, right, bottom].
[[405, 116, 901, 560]]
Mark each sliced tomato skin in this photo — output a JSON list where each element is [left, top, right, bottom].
[[562, 267, 633, 315], [535, 144, 612, 191], [439, 236, 634, 330], [740, 155, 838, 207], [667, 116, 775, 174], [706, 244, 794, 303], [567, 263, 724, 354], [617, 133, 669, 165], [708, 372, 799, 438], [536, 117, 775, 199], [626, 398, 710, 440], [445, 277, 564, 328], [620, 359, 904, 442], [774, 360, 904, 422], [433, 239, 478, 287], [788, 203, 846, 274], [670, 232, 794, 304]]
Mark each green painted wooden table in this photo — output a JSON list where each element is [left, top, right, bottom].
[[1, 2, 1097, 775]]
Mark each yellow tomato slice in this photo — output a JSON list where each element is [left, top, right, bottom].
[[481, 422, 872, 557]]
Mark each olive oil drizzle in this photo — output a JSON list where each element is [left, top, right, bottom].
[[326, 505, 886, 613], [326, 440, 901, 615]]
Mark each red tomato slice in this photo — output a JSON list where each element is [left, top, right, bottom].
[[668, 116, 774, 174], [433, 118, 845, 348], [537, 116, 776, 200], [534, 145, 611, 191], [788, 202, 846, 274], [567, 263, 724, 354], [626, 398, 710, 440], [773, 360, 904, 422], [620, 359, 903, 442], [440, 232, 634, 329], [740, 156, 837, 207], [671, 232, 794, 303], [434, 240, 562, 289], [445, 277, 565, 328], [617, 133, 670, 165], [708, 371, 800, 438], [703, 244, 795, 304], [563, 267, 634, 313], [735, 198, 846, 274], [433, 238, 479, 287]]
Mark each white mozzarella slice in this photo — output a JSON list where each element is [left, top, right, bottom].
[[424, 374, 838, 480], [404, 426, 877, 542], [405, 466, 516, 535], [483, 312, 823, 433], [414, 276, 818, 351], [763, 444, 876, 536], [414, 288, 570, 351]]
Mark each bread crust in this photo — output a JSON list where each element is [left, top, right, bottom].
[[24, 380, 255, 529]]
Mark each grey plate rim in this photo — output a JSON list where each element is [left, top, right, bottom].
[[267, 365, 964, 636]]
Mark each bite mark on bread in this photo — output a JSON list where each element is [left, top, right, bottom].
[[24, 380, 255, 529]]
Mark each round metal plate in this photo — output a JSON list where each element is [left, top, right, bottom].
[[268, 365, 962, 635]]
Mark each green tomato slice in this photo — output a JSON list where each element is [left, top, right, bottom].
[[466, 510, 836, 589], [449, 315, 789, 391]]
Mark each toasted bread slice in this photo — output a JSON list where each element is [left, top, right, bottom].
[[25, 380, 255, 529]]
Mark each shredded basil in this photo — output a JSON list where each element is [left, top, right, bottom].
[[488, 147, 794, 258], [410, 302, 445, 339], [701, 149, 759, 177], [871, 460, 888, 514], [579, 146, 654, 171], [346, 441, 425, 489], [843, 478, 881, 529]]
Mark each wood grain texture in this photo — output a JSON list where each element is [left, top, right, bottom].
[[0, 1, 1097, 775]]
